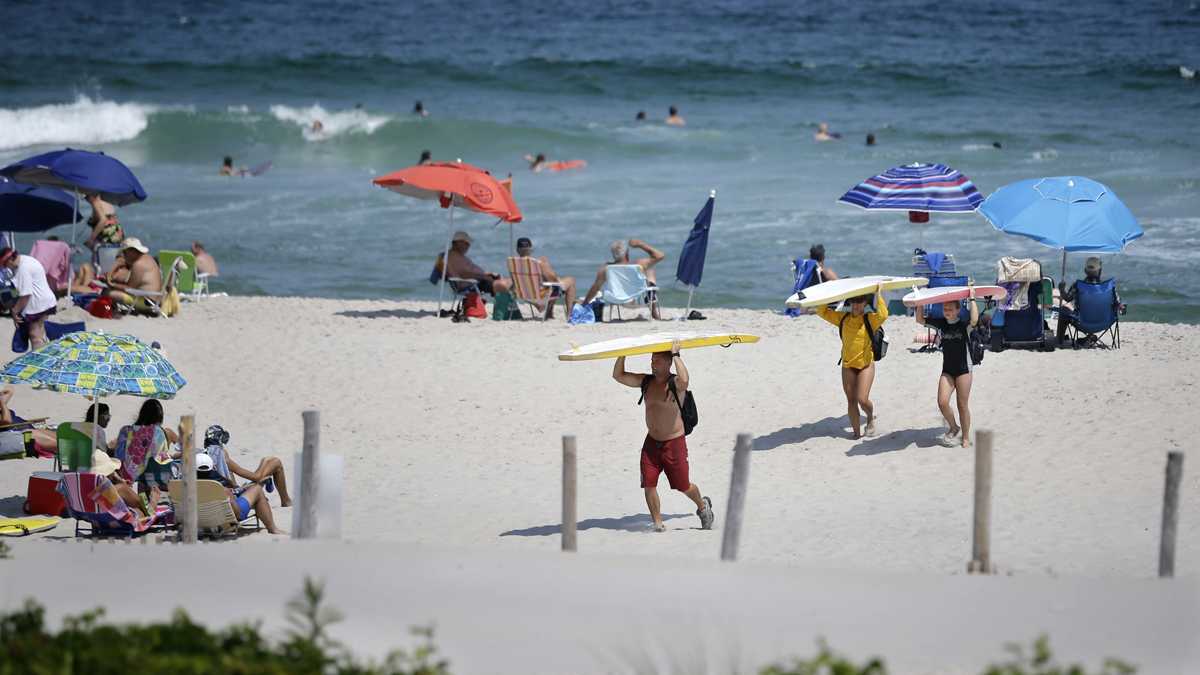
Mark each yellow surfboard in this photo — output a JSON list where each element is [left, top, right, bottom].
[[558, 332, 760, 361], [0, 516, 60, 536]]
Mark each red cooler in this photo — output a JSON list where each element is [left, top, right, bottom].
[[25, 471, 67, 517]]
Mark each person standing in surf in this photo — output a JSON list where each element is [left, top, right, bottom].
[[915, 287, 978, 448], [816, 282, 887, 439], [612, 340, 714, 533]]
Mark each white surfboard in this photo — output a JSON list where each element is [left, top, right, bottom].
[[786, 275, 928, 309], [903, 285, 1006, 307], [558, 332, 759, 361]]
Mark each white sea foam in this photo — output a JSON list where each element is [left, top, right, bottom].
[[227, 104, 250, 114], [268, 104, 390, 141], [0, 96, 156, 151]]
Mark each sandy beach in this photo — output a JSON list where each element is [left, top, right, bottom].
[[1, 297, 1197, 671], [1, 297, 1197, 574]]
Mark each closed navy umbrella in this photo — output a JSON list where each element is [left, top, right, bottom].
[[0, 176, 81, 233], [675, 190, 715, 317]]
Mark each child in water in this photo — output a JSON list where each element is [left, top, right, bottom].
[[915, 287, 979, 448]]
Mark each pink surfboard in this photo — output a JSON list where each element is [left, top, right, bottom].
[[902, 285, 1006, 307], [545, 159, 587, 171]]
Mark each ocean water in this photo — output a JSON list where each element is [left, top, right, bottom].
[[1, 0, 1198, 321]]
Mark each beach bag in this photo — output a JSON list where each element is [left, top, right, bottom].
[[160, 286, 180, 317], [839, 313, 887, 363], [462, 291, 487, 319], [969, 325, 988, 366], [637, 374, 698, 436], [491, 291, 518, 321], [86, 296, 115, 319], [568, 302, 596, 325]]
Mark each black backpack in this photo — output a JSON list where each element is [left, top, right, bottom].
[[968, 324, 988, 366], [638, 374, 698, 436], [838, 313, 887, 364]]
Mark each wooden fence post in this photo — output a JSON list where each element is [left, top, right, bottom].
[[178, 415, 197, 544], [296, 410, 320, 539], [562, 435, 577, 552], [1159, 451, 1184, 578], [720, 433, 752, 561], [968, 429, 993, 574]]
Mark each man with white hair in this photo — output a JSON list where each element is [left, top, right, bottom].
[[580, 238, 666, 319]]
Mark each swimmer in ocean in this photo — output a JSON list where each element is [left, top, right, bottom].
[[419, 150, 432, 165], [866, 133, 876, 146], [219, 156, 246, 177], [665, 106, 685, 126], [413, 100, 429, 117], [814, 122, 842, 142], [992, 141, 1002, 149], [311, 119, 324, 133], [524, 153, 547, 172], [636, 111, 647, 121]]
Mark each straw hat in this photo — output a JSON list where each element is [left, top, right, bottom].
[[90, 449, 121, 477]]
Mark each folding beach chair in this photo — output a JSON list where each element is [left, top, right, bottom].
[[600, 264, 654, 321], [1059, 278, 1123, 349], [54, 423, 93, 472], [784, 258, 822, 317], [506, 256, 564, 321], [58, 472, 170, 538], [157, 250, 200, 298], [168, 479, 260, 538], [990, 258, 1054, 352], [109, 257, 185, 318], [428, 255, 483, 318]]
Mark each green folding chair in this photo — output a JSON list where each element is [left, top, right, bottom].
[[55, 423, 92, 472], [157, 250, 197, 295]]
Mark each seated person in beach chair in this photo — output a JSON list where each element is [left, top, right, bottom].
[[581, 238, 666, 320], [101, 238, 163, 315], [58, 454, 171, 538], [505, 237, 576, 320], [195, 452, 284, 534], [442, 230, 511, 296], [200, 425, 292, 507], [1056, 257, 1124, 349], [114, 400, 180, 502], [785, 244, 837, 316]]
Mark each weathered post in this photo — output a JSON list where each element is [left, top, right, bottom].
[[968, 430, 994, 574], [562, 435, 577, 552], [720, 433, 752, 561], [1159, 451, 1184, 578], [178, 415, 197, 544], [296, 410, 320, 539]]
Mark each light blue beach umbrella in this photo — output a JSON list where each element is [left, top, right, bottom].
[[979, 176, 1143, 282]]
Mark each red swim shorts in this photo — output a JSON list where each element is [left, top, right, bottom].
[[640, 434, 690, 491]]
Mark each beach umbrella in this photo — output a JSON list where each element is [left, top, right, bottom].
[[0, 177, 82, 233], [838, 162, 983, 245], [0, 148, 148, 244], [675, 189, 716, 317], [372, 160, 523, 314], [978, 176, 1143, 282], [0, 331, 186, 454]]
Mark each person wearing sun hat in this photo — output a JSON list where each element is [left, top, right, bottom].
[[443, 230, 511, 296], [90, 448, 151, 518], [101, 237, 163, 314], [0, 246, 57, 348]]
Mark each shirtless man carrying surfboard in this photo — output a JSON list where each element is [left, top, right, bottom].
[[613, 339, 715, 533]]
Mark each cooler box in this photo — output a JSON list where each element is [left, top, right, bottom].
[[25, 471, 67, 517]]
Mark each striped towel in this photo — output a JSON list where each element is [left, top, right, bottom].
[[507, 256, 549, 303]]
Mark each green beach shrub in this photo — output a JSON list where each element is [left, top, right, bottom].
[[0, 575, 450, 675], [982, 634, 1136, 675]]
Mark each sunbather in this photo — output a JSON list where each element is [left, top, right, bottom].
[[1056, 257, 1119, 345], [444, 230, 511, 296], [815, 282, 887, 439], [509, 237, 577, 318], [196, 453, 284, 534], [202, 425, 291, 507], [0, 386, 54, 450], [114, 400, 179, 506], [915, 288, 979, 448], [580, 238, 666, 319], [102, 238, 163, 315], [89, 449, 151, 518]]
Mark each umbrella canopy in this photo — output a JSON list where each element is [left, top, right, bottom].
[[373, 161, 522, 223], [0, 176, 82, 233], [676, 191, 714, 289], [0, 148, 147, 206], [978, 176, 1142, 253], [838, 162, 983, 215], [0, 332, 185, 399]]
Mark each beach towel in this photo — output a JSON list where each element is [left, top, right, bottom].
[[568, 302, 596, 325], [57, 472, 165, 534], [600, 265, 649, 305], [998, 282, 1030, 311], [202, 444, 235, 484], [30, 240, 71, 295], [114, 424, 172, 483], [11, 320, 86, 353], [997, 257, 1041, 283], [925, 252, 947, 274]]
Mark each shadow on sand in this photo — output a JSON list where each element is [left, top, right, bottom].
[[846, 426, 946, 457], [753, 416, 848, 451], [500, 512, 690, 537], [335, 308, 439, 320]]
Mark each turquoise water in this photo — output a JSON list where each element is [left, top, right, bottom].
[[1, 0, 1198, 321]]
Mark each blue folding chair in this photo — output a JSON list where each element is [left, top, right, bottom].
[[1059, 279, 1122, 349], [784, 258, 821, 317]]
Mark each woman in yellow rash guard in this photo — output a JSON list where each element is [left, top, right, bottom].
[[816, 282, 887, 439]]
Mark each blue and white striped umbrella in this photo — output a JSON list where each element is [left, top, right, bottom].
[[838, 163, 984, 214]]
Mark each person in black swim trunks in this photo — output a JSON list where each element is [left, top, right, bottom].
[[915, 286, 979, 448]]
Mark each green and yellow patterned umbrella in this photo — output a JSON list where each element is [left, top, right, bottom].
[[0, 331, 185, 399]]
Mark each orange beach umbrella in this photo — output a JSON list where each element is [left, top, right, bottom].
[[373, 161, 522, 314]]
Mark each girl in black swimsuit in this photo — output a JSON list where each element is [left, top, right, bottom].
[[915, 287, 979, 448]]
